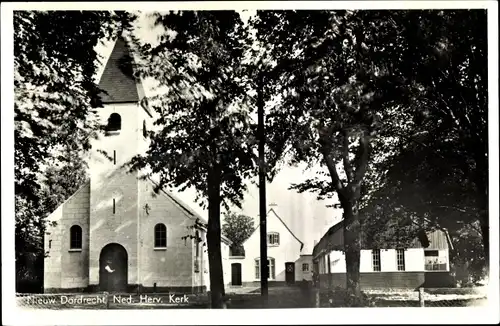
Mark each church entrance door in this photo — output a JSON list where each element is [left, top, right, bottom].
[[99, 243, 128, 293]]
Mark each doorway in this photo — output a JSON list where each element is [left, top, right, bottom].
[[285, 262, 295, 284], [231, 263, 242, 286], [99, 243, 128, 292]]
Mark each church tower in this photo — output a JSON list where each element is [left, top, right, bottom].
[[87, 35, 152, 291], [43, 33, 229, 294]]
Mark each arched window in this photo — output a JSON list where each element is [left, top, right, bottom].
[[70, 225, 82, 249], [106, 113, 121, 134], [255, 257, 275, 280], [154, 224, 167, 248]]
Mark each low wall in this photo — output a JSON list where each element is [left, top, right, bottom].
[[424, 272, 455, 288], [319, 272, 426, 289]]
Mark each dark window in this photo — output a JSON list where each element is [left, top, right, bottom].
[[195, 231, 200, 257], [70, 225, 82, 249], [155, 224, 167, 248], [267, 232, 280, 246], [372, 249, 381, 272], [424, 250, 446, 271], [397, 249, 405, 271], [302, 263, 309, 272], [106, 113, 121, 133], [143, 120, 147, 138]]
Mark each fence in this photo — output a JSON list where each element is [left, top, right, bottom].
[[312, 286, 488, 307]]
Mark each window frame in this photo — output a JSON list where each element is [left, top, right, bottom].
[[154, 223, 167, 249], [424, 250, 447, 271], [302, 263, 309, 272], [69, 225, 83, 251], [267, 232, 280, 246], [372, 249, 381, 272], [396, 249, 406, 271], [255, 257, 276, 280]]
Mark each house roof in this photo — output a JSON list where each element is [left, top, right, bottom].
[[148, 178, 232, 245], [312, 218, 452, 259], [312, 219, 344, 258], [243, 208, 304, 251], [97, 36, 144, 104]]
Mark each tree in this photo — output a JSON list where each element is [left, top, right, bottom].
[[390, 9, 489, 266], [128, 11, 256, 308], [14, 10, 133, 203], [253, 9, 489, 303], [358, 9, 488, 275], [252, 10, 418, 305], [222, 212, 255, 255], [16, 142, 89, 292]]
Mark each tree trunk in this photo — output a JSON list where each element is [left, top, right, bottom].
[[206, 163, 225, 308], [343, 205, 364, 307]]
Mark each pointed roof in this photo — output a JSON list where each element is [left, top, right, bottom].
[[243, 208, 304, 251], [98, 36, 143, 104], [148, 178, 232, 245]]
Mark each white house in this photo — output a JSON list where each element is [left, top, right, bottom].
[[227, 208, 313, 286], [312, 220, 455, 289]]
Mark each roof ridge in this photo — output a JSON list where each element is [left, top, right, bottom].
[[239, 208, 304, 251], [46, 179, 90, 221], [268, 208, 304, 251], [97, 35, 141, 104], [146, 177, 232, 245]]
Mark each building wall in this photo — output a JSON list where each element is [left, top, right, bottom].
[[318, 272, 426, 289], [294, 255, 313, 281], [315, 246, 452, 289], [137, 180, 196, 289], [44, 183, 90, 292], [88, 102, 145, 288], [88, 167, 139, 288], [191, 229, 232, 291], [236, 211, 303, 283]]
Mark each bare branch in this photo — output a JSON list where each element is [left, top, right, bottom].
[[437, 205, 468, 213]]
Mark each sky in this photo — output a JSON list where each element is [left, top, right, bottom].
[[93, 10, 342, 254]]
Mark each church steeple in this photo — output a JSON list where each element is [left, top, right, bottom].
[[98, 36, 143, 104]]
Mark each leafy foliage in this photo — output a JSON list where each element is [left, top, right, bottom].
[[252, 9, 488, 301], [252, 10, 421, 305], [16, 143, 89, 292], [360, 9, 489, 268], [128, 11, 256, 210], [222, 212, 255, 254], [14, 10, 136, 292], [14, 10, 133, 202], [127, 11, 256, 308]]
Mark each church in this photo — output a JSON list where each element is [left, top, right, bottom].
[[43, 36, 233, 294], [42, 32, 337, 295]]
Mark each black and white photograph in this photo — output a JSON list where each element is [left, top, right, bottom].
[[1, 1, 499, 325]]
